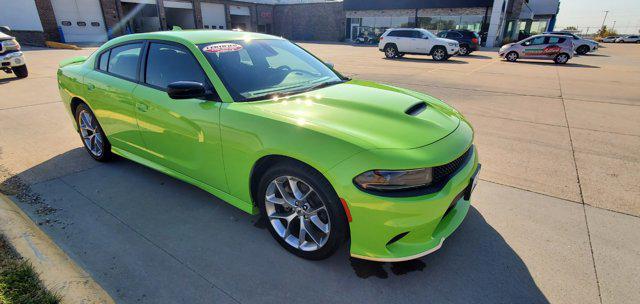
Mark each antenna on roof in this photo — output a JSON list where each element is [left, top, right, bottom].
[[172, 26, 183, 31]]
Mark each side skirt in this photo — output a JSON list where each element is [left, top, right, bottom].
[[111, 146, 259, 215]]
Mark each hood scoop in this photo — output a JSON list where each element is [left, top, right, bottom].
[[405, 102, 427, 116]]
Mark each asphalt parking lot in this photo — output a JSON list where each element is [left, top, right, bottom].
[[1, 43, 639, 304]]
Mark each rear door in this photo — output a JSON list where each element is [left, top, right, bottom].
[[520, 36, 548, 59], [132, 41, 227, 191], [394, 30, 414, 52], [84, 42, 147, 155]]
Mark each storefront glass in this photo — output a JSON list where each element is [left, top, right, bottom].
[[349, 16, 414, 42], [417, 15, 484, 33]]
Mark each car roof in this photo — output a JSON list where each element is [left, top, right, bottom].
[[103, 30, 281, 47]]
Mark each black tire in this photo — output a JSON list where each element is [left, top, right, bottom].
[[256, 160, 349, 260], [12, 65, 28, 78], [505, 51, 519, 62], [554, 53, 570, 64], [576, 45, 590, 55], [75, 103, 113, 162], [431, 46, 448, 61], [384, 44, 398, 59], [458, 45, 470, 56]]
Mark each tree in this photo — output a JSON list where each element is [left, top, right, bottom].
[[596, 25, 618, 37]]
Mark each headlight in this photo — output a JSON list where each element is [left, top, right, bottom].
[[1, 39, 20, 51], [4, 51, 22, 59], [448, 42, 457, 47], [354, 168, 433, 191]]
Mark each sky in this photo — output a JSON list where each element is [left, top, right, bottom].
[[555, 0, 640, 34]]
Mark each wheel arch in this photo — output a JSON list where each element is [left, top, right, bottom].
[[383, 42, 397, 50], [249, 154, 326, 207], [429, 44, 446, 55]]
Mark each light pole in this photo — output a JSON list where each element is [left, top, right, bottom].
[[601, 10, 609, 29], [612, 21, 616, 31]]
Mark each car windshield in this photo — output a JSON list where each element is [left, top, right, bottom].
[[199, 39, 343, 102]]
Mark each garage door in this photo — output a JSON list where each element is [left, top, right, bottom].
[[201, 3, 226, 30], [51, 0, 108, 43]]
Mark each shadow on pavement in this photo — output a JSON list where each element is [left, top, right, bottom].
[[384, 57, 469, 64], [2, 149, 549, 304], [514, 60, 600, 68], [464, 54, 494, 59]]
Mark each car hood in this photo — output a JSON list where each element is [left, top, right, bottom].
[[252, 80, 461, 150], [0, 32, 13, 41]]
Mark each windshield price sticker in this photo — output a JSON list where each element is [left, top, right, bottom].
[[202, 43, 243, 53]]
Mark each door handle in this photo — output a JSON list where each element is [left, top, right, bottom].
[[136, 102, 148, 112], [87, 83, 95, 91]]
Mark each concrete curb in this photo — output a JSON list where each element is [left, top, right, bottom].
[[45, 41, 82, 50], [0, 193, 114, 304]]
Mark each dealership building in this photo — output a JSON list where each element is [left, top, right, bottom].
[[0, 0, 559, 47]]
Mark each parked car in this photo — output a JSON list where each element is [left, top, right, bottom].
[[57, 30, 480, 262], [0, 26, 28, 78], [436, 29, 480, 56], [499, 34, 574, 64], [544, 31, 598, 55], [379, 28, 460, 61], [616, 35, 640, 43], [354, 32, 378, 45], [602, 36, 620, 43]]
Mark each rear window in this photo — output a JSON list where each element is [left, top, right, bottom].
[[107, 43, 143, 81]]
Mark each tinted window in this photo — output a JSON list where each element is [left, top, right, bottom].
[[97, 50, 109, 71], [145, 43, 208, 90], [548, 37, 565, 44], [447, 32, 462, 39], [523, 36, 545, 46], [108, 43, 142, 81], [437, 32, 446, 38], [387, 30, 400, 37]]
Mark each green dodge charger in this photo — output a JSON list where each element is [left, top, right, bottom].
[[57, 30, 480, 262]]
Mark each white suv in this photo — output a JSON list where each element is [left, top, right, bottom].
[[378, 28, 460, 61], [0, 27, 28, 78]]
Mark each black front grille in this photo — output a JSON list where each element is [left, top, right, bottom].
[[433, 147, 473, 182]]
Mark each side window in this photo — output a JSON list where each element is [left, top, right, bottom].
[[410, 31, 422, 38], [108, 43, 143, 81], [548, 37, 565, 44], [447, 32, 462, 39], [387, 31, 399, 37], [145, 43, 208, 90], [437, 32, 446, 38], [97, 50, 110, 71], [523, 36, 545, 46]]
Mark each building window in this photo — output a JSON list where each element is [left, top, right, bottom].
[[349, 16, 413, 41], [418, 15, 484, 33]]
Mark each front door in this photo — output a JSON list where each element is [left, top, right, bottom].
[[132, 42, 227, 191]]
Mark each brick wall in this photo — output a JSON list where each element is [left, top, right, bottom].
[[273, 2, 345, 41], [99, 0, 121, 38], [34, 0, 60, 43], [9, 31, 46, 46]]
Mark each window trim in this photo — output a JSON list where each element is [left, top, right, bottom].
[[140, 40, 218, 101], [94, 40, 146, 83]]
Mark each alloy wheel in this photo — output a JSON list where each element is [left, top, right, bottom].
[[506, 52, 518, 62], [556, 54, 569, 64], [459, 46, 468, 55], [264, 176, 330, 252], [433, 49, 446, 60], [385, 47, 397, 58], [78, 110, 104, 157]]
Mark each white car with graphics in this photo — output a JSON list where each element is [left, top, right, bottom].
[[0, 27, 28, 78], [378, 28, 459, 61], [545, 31, 598, 55]]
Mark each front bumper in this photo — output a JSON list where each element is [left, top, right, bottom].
[[0, 51, 26, 68], [327, 121, 479, 261]]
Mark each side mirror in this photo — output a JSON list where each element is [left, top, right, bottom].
[[0, 26, 11, 35], [167, 81, 206, 99], [325, 62, 334, 69]]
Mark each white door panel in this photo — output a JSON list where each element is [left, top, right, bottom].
[[201, 3, 226, 30], [51, 0, 108, 43]]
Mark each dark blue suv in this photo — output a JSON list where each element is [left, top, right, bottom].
[[436, 30, 480, 56]]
